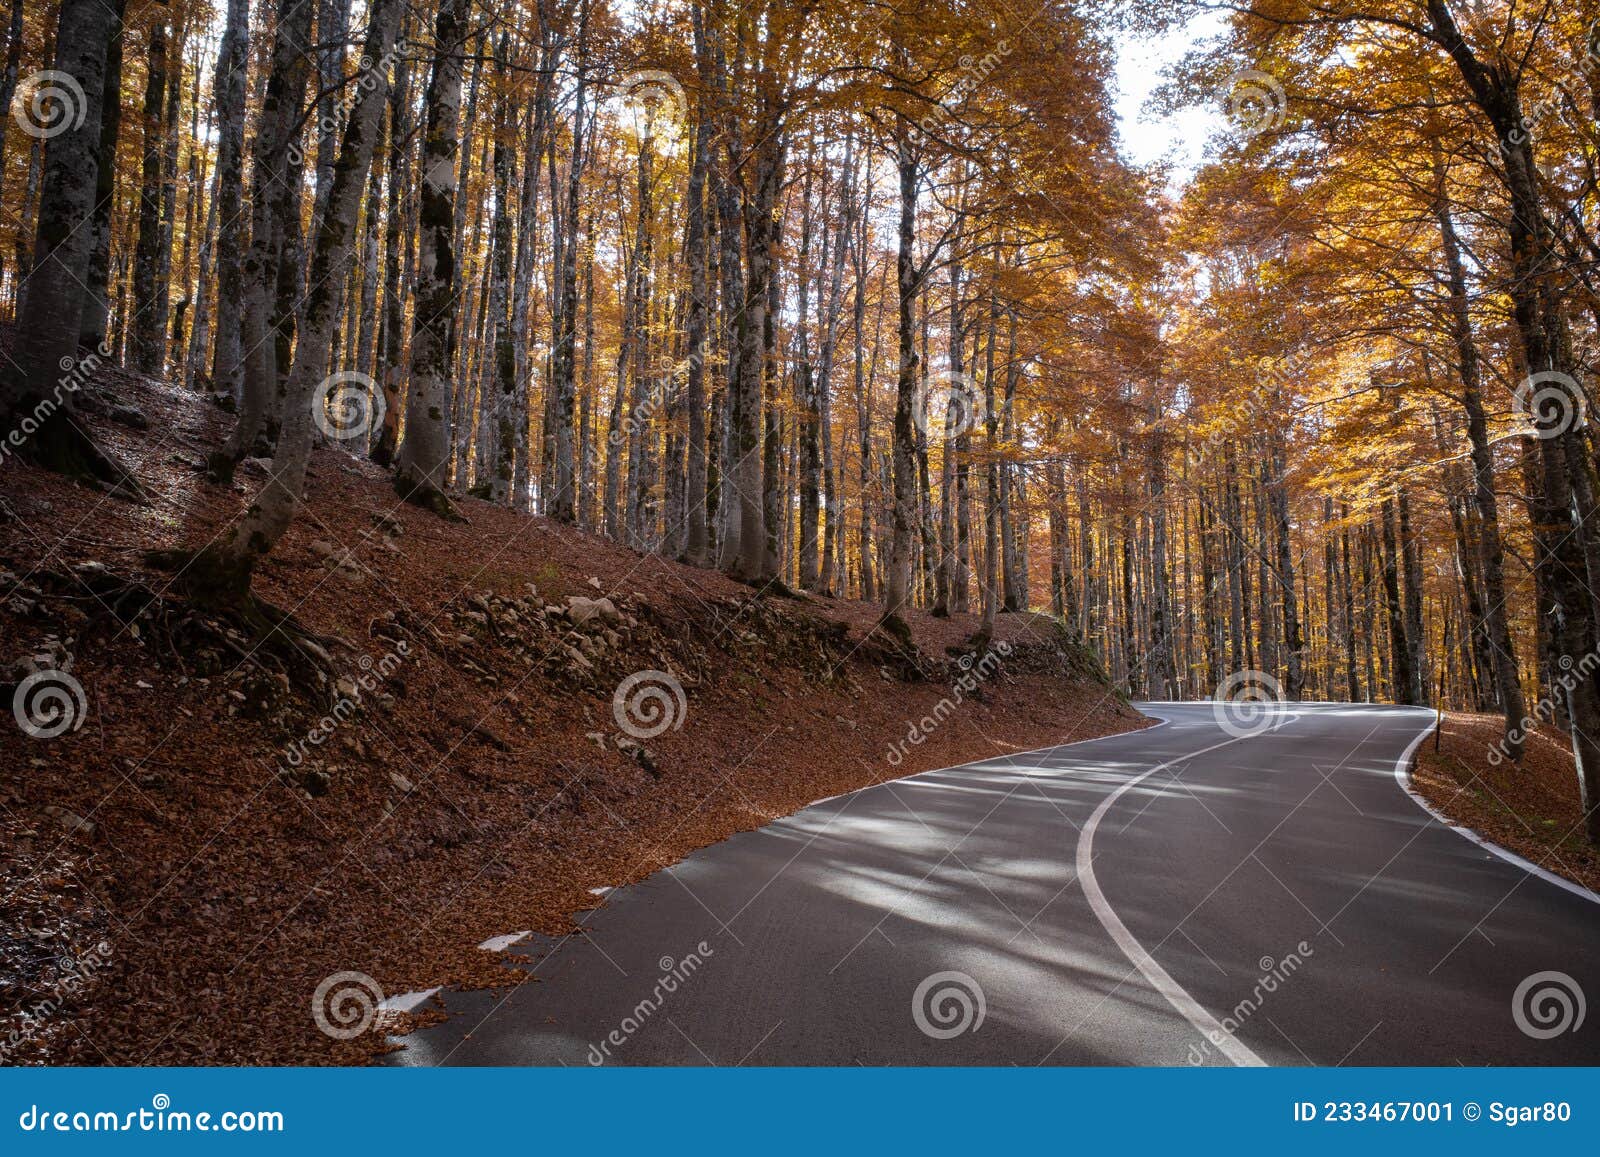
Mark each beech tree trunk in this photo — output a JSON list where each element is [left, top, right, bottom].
[[189, 0, 403, 597], [0, 0, 130, 487], [882, 128, 920, 631], [78, 0, 125, 353], [129, 16, 169, 375], [680, 0, 711, 562], [211, 0, 314, 477], [395, 0, 465, 517]]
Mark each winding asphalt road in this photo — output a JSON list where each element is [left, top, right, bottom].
[[386, 703, 1599, 1066]]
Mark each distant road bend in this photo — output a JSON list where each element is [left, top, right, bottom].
[[391, 703, 1599, 1066]]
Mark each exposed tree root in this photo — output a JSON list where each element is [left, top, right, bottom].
[[394, 473, 466, 522], [864, 612, 931, 681], [108, 553, 345, 704]]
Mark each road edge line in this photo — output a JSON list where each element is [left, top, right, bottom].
[[1392, 716, 1600, 908], [801, 712, 1172, 811], [1074, 712, 1293, 1068]]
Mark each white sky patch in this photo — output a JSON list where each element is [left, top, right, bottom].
[[1112, 10, 1229, 184]]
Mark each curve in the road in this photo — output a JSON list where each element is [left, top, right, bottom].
[[1391, 726, 1600, 908], [385, 702, 1600, 1066], [1073, 709, 1298, 1067]]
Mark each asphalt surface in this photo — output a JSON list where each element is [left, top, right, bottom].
[[386, 703, 1599, 1066]]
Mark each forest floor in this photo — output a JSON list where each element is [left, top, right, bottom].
[[1412, 712, 1600, 895], [0, 353, 1146, 1065]]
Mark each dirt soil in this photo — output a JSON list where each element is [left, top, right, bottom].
[[1411, 711, 1600, 895], [0, 362, 1147, 1065]]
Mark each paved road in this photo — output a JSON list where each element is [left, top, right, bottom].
[[386, 703, 1599, 1066]]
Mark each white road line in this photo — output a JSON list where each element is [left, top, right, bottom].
[[1076, 707, 1302, 1068], [379, 987, 441, 1014], [1391, 716, 1600, 907]]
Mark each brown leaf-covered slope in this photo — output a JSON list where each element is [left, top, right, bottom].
[[1411, 713, 1600, 897], [0, 364, 1145, 1064]]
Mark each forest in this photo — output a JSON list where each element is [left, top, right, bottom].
[[1, 0, 1598, 859]]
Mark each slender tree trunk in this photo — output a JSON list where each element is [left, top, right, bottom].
[[371, 25, 413, 466], [188, 0, 403, 597], [547, 1, 587, 522], [129, 15, 169, 375], [1268, 433, 1304, 698], [883, 128, 921, 632], [681, 1, 711, 561], [1379, 498, 1417, 705], [1340, 507, 1360, 701], [78, 0, 125, 352], [211, 0, 314, 478], [481, 42, 517, 506], [0, 0, 27, 203], [0, 0, 132, 488], [395, 0, 465, 517], [1432, 172, 1526, 753]]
